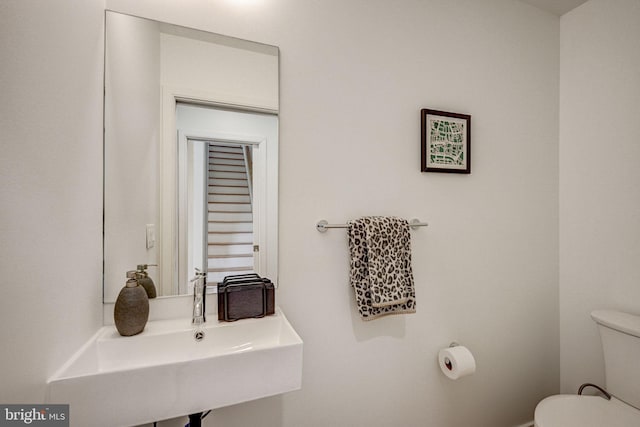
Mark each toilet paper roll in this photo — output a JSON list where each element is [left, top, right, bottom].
[[438, 345, 476, 380]]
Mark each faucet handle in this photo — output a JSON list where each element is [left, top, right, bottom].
[[190, 268, 207, 283]]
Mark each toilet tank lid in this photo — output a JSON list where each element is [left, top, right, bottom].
[[591, 310, 640, 338]]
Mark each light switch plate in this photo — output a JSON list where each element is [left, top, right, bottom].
[[146, 224, 155, 249]]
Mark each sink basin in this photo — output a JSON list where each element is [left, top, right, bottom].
[[46, 307, 303, 426]]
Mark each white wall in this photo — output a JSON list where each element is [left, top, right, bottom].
[[273, 2, 559, 425], [2, 0, 560, 425], [559, 0, 640, 394], [0, 0, 104, 402], [161, 32, 278, 110], [104, 11, 160, 302]]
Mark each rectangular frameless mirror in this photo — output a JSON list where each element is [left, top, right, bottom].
[[104, 11, 279, 302]]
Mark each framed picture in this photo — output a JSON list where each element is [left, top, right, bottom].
[[421, 109, 471, 174]]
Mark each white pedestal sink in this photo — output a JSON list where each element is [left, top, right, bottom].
[[46, 307, 303, 426]]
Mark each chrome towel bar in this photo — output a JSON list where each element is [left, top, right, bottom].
[[316, 218, 428, 233]]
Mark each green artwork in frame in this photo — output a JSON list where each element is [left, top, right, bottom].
[[421, 109, 471, 174]]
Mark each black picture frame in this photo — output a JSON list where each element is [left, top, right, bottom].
[[421, 109, 471, 174]]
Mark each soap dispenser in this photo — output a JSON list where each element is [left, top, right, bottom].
[[136, 264, 157, 298], [114, 270, 149, 336]]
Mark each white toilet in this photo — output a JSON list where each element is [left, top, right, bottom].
[[535, 310, 640, 427]]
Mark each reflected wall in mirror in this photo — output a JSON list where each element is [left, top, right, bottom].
[[104, 11, 279, 303]]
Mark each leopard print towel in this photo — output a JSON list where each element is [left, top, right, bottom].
[[348, 216, 416, 321]]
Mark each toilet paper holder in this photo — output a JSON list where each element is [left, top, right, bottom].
[[439, 341, 476, 380], [443, 342, 460, 371]]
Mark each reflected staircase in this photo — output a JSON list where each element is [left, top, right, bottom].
[[207, 144, 254, 283]]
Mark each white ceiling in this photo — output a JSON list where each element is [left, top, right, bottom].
[[519, 0, 589, 16]]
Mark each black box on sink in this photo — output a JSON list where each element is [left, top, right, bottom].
[[217, 273, 275, 322]]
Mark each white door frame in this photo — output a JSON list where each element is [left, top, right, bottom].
[[177, 129, 266, 295]]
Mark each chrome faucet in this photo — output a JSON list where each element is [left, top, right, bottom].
[[191, 269, 207, 326]]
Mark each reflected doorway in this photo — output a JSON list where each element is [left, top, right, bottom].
[[176, 103, 277, 295], [183, 140, 256, 290]]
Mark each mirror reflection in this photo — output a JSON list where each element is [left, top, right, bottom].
[[176, 104, 278, 295], [104, 11, 279, 302]]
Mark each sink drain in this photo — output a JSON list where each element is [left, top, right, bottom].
[[194, 330, 205, 341]]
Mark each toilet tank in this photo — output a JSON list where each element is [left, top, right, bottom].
[[591, 310, 640, 409]]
